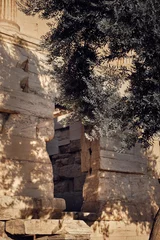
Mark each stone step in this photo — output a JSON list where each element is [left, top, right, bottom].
[[5, 219, 91, 239], [36, 235, 90, 240]]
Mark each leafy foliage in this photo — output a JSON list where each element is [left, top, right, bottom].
[[18, 0, 160, 148]]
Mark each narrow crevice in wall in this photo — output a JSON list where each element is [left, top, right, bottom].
[[0, 112, 10, 133], [47, 119, 86, 211]]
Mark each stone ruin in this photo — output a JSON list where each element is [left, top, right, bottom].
[[0, 1, 160, 240], [0, 1, 91, 239], [47, 115, 160, 240]]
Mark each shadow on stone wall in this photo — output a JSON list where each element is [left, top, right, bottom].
[[0, 36, 56, 219], [80, 139, 160, 239], [49, 123, 160, 239]]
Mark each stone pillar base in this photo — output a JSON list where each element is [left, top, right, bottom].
[[0, 20, 20, 32]]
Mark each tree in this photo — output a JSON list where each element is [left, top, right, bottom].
[[18, 1, 160, 237], [18, 0, 160, 149]]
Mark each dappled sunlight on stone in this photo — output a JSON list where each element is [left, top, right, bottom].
[[0, 6, 66, 228], [79, 130, 160, 239]]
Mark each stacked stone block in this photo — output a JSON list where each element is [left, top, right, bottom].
[[48, 119, 160, 239], [47, 119, 87, 211]]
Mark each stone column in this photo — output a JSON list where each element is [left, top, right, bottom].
[[0, 0, 20, 31]]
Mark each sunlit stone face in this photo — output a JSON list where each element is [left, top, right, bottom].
[[0, 0, 57, 205]]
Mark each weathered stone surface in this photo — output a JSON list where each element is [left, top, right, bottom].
[[0, 29, 61, 224], [100, 156, 146, 174], [100, 149, 147, 174], [0, 135, 50, 163], [0, 64, 29, 91], [88, 221, 150, 240], [0, 221, 5, 236], [5, 219, 91, 236], [0, 88, 54, 118], [3, 114, 37, 139], [0, 196, 65, 220], [0, 157, 54, 198], [81, 133, 100, 172], [37, 119, 54, 142], [82, 170, 160, 221]]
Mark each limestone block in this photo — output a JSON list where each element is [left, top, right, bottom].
[[0, 88, 54, 118], [28, 73, 55, 100], [100, 156, 146, 174], [3, 114, 37, 139], [0, 196, 66, 220], [83, 171, 99, 202], [100, 137, 134, 153], [82, 170, 160, 218], [0, 42, 55, 99], [108, 221, 150, 238], [0, 222, 5, 236], [35, 235, 90, 240], [28, 62, 39, 74], [88, 221, 150, 240], [100, 149, 146, 163], [5, 219, 91, 236], [0, 158, 54, 197], [37, 119, 54, 142], [1, 42, 28, 68], [0, 135, 50, 162], [0, 64, 29, 92], [83, 200, 153, 222], [81, 133, 100, 172], [81, 149, 91, 172], [20, 182, 54, 199], [98, 171, 160, 204], [0, 43, 21, 68]]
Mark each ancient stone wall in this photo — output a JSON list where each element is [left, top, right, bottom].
[[1, 1, 160, 239], [48, 115, 160, 240], [0, 3, 92, 240]]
